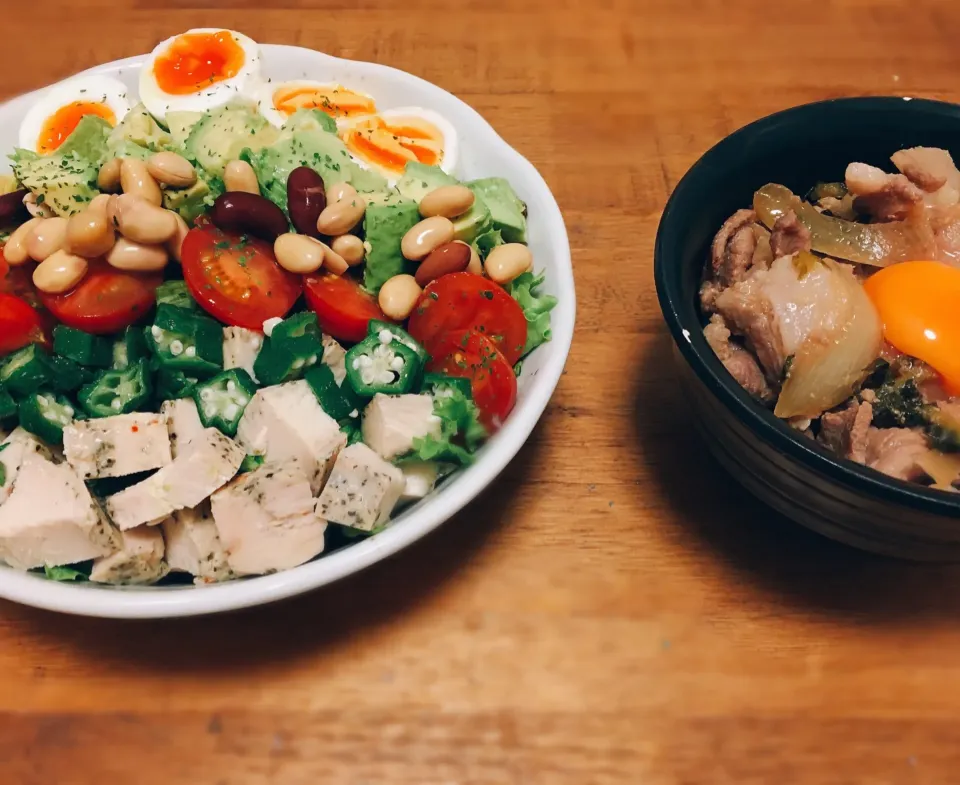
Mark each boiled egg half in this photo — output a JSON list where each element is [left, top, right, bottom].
[[338, 107, 458, 179], [139, 28, 262, 120], [864, 260, 960, 391], [19, 75, 131, 155], [258, 80, 377, 128]]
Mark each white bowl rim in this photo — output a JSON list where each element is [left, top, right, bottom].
[[0, 46, 576, 618]]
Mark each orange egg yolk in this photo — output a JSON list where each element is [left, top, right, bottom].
[[38, 101, 116, 154], [272, 85, 376, 119], [153, 31, 244, 95], [864, 260, 960, 391], [340, 115, 444, 175]]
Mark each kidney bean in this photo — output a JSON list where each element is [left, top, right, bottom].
[[210, 192, 288, 242], [0, 189, 29, 226], [287, 167, 327, 238], [415, 240, 471, 287]]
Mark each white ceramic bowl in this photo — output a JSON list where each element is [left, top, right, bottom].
[[0, 45, 575, 618]]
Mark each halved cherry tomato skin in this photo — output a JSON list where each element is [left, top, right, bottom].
[[407, 272, 528, 366], [38, 260, 162, 335], [425, 329, 518, 431], [0, 293, 45, 354], [304, 272, 387, 343], [180, 225, 301, 330]]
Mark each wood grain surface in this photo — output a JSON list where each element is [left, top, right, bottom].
[[3, 1, 960, 782]]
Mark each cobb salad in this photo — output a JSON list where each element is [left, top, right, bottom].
[[0, 29, 558, 586]]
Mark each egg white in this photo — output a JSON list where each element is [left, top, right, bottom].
[[340, 106, 460, 182], [256, 80, 377, 128], [18, 75, 132, 154], [139, 28, 263, 121]]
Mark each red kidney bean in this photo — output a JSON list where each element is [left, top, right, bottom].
[[0, 189, 30, 227], [286, 167, 327, 238], [210, 192, 288, 242]]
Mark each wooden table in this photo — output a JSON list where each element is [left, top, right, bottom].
[[3, 1, 960, 782]]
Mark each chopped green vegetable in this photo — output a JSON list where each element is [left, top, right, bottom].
[[271, 312, 322, 354], [155, 367, 197, 400], [78, 359, 153, 418], [344, 334, 423, 397], [504, 270, 558, 357], [253, 318, 323, 386], [872, 376, 927, 429], [42, 563, 92, 582], [46, 355, 90, 393], [305, 364, 363, 421], [407, 384, 487, 465], [367, 319, 428, 363], [112, 326, 149, 370], [422, 372, 472, 400], [239, 454, 265, 473], [155, 281, 199, 311], [192, 369, 257, 437], [53, 325, 112, 367], [145, 305, 223, 376], [0, 387, 18, 420], [0, 344, 52, 396], [18, 391, 80, 444]]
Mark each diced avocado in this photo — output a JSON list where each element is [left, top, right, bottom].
[[185, 100, 280, 177], [56, 115, 111, 164], [106, 140, 151, 162], [281, 108, 337, 136], [108, 102, 172, 152], [395, 162, 457, 203], [166, 111, 203, 149], [362, 188, 410, 207], [12, 151, 98, 216], [362, 202, 421, 293], [243, 128, 387, 214], [468, 177, 527, 243], [162, 172, 223, 223]]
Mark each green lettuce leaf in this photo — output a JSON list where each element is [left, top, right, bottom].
[[43, 563, 92, 582], [505, 270, 558, 357], [408, 386, 487, 466]]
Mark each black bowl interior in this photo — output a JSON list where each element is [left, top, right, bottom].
[[655, 96, 960, 517]]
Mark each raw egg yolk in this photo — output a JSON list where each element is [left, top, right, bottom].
[[340, 115, 444, 175], [154, 31, 244, 95], [38, 101, 116, 154], [273, 85, 376, 119], [864, 260, 960, 391]]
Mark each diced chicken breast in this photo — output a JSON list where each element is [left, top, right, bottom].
[[0, 453, 119, 570], [161, 502, 235, 584], [63, 413, 172, 480], [89, 525, 168, 585], [362, 393, 441, 460], [211, 460, 326, 575], [161, 398, 206, 458], [223, 326, 263, 382], [236, 380, 347, 494], [399, 460, 441, 504], [0, 428, 54, 505], [105, 428, 245, 530], [322, 334, 347, 385], [316, 443, 404, 531]]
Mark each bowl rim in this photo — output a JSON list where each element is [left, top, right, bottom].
[[655, 95, 960, 517], [0, 45, 577, 618]]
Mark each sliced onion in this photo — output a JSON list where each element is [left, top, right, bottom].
[[775, 261, 882, 418], [754, 183, 937, 267], [916, 451, 960, 491]]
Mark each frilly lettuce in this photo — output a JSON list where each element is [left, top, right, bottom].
[[407, 386, 487, 466], [505, 270, 558, 357]]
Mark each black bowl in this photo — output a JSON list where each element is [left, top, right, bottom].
[[655, 96, 960, 561]]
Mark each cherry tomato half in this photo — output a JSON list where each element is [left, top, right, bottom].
[[407, 272, 528, 365], [38, 259, 162, 335], [0, 293, 44, 354], [304, 272, 387, 343], [180, 225, 301, 330], [426, 329, 518, 431]]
